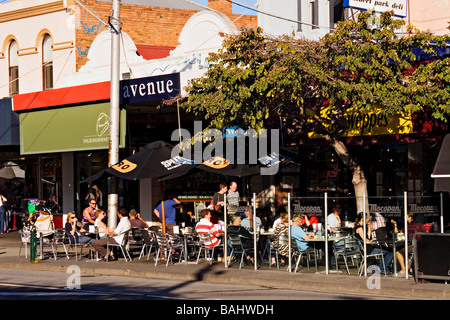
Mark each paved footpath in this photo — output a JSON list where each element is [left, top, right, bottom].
[[0, 230, 448, 300]]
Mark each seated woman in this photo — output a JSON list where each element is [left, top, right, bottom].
[[65, 212, 94, 245], [270, 212, 289, 267], [94, 210, 110, 239], [353, 212, 394, 274]]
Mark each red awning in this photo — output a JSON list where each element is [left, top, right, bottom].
[[12, 81, 110, 112]]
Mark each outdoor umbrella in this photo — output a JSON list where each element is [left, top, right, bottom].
[[81, 140, 194, 183], [160, 135, 296, 180], [0, 161, 25, 179], [431, 134, 450, 192]]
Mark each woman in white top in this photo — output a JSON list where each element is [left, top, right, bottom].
[[94, 210, 109, 239]]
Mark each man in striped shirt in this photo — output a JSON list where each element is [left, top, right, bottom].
[[195, 209, 223, 247]]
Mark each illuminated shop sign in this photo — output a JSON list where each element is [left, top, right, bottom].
[[343, 0, 407, 18]]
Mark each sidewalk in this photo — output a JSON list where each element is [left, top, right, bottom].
[[0, 230, 448, 300]]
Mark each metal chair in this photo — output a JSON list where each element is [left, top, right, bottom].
[[196, 233, 222, 265], [154, 232, 170, 266], [333, 236, 362, 275], [357, 239, 387, 276], [227, 233, 255, 269], [128, 227, 144, 258], [166, 233, 185, 266], [138, 229, 157, 260], [65, 232, 82, 261], [47, 229, 69, 260], [106, 232, 132, 262], [291, 239, 319, 273]]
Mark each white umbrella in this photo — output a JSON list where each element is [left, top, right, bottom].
[[0, 161, 25, 179]]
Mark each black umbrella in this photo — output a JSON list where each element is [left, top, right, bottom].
[[82, 141, 194, 183]]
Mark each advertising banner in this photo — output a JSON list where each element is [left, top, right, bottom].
[[20, 102, 126, 154]]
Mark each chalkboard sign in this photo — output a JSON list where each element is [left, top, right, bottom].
[[413, 233, 450, 282]]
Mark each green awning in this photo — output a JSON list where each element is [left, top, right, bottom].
[[20, 102, 126, 155]]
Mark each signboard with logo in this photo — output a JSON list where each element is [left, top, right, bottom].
[[308, 106, 413, 138], [120, 73, 181, 105], [19, 102, 126, 154], [343, 0, 407, 18]]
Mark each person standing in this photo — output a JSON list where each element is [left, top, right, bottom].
[[212, 183, 227, 213], [227, 181, 240, 207], [0, 193, 7, 234], [92, 185, 103, 208], [154, 191, 181, 232], [82, 199, 97, 231]]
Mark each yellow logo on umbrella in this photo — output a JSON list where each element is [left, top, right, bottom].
[[112, 159, 137, 173], [203, 156, 230, 169]]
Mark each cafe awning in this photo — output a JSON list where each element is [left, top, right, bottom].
[[431, 134, 450, 192]]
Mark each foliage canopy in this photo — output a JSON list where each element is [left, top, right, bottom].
[[179, 11, 450, 143]]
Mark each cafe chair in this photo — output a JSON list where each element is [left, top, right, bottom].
[[291, 240, 318, 273], [166, 233, 185, 266], [333, 236, 362, 275], [138, 229, 157, 260], [154, 232, 170, 266], [48, 229, 69, 260], [66, 232, 82, 261], [357, 239, 387, 276], [196, 233, 222, 265], [127, 228, 144, 258], [227, 233, 255, 269], [18, 229, 30, 259], [106, 232, 132, 262]]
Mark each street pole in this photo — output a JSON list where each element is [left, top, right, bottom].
[[108, 0, 121, 228]]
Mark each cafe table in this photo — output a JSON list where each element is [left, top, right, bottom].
[[372, 232, 408, 277], [304, 233, 348, 274]]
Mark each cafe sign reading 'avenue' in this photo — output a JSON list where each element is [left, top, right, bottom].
[[120, 73, 181, 105]]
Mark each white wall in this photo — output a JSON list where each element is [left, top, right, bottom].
[[0, 2, 76, 98], [258, 0, 332, 40]]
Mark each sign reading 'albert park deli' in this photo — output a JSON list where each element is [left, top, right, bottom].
[[120, 73, 181, 105], [343, 0, 407, 17]]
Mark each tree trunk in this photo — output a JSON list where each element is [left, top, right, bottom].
[[329, 139, 369, 214]]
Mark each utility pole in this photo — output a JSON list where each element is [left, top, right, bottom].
[[108, 0, 121, 228]]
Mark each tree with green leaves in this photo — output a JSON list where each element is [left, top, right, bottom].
[[177, 10, 450, 212]]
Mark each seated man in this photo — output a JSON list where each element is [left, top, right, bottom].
[[291, 213, 313, 252], [91, 207, 131, 261], [240, 206, 262, 231], [195, 209, 223, 247]]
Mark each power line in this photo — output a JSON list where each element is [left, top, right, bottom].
[[225, 0, 335, 30]]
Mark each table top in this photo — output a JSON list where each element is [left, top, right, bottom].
[[305, 236, 344, 242]]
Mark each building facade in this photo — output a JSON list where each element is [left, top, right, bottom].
[[0, 0, 257, 224]]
